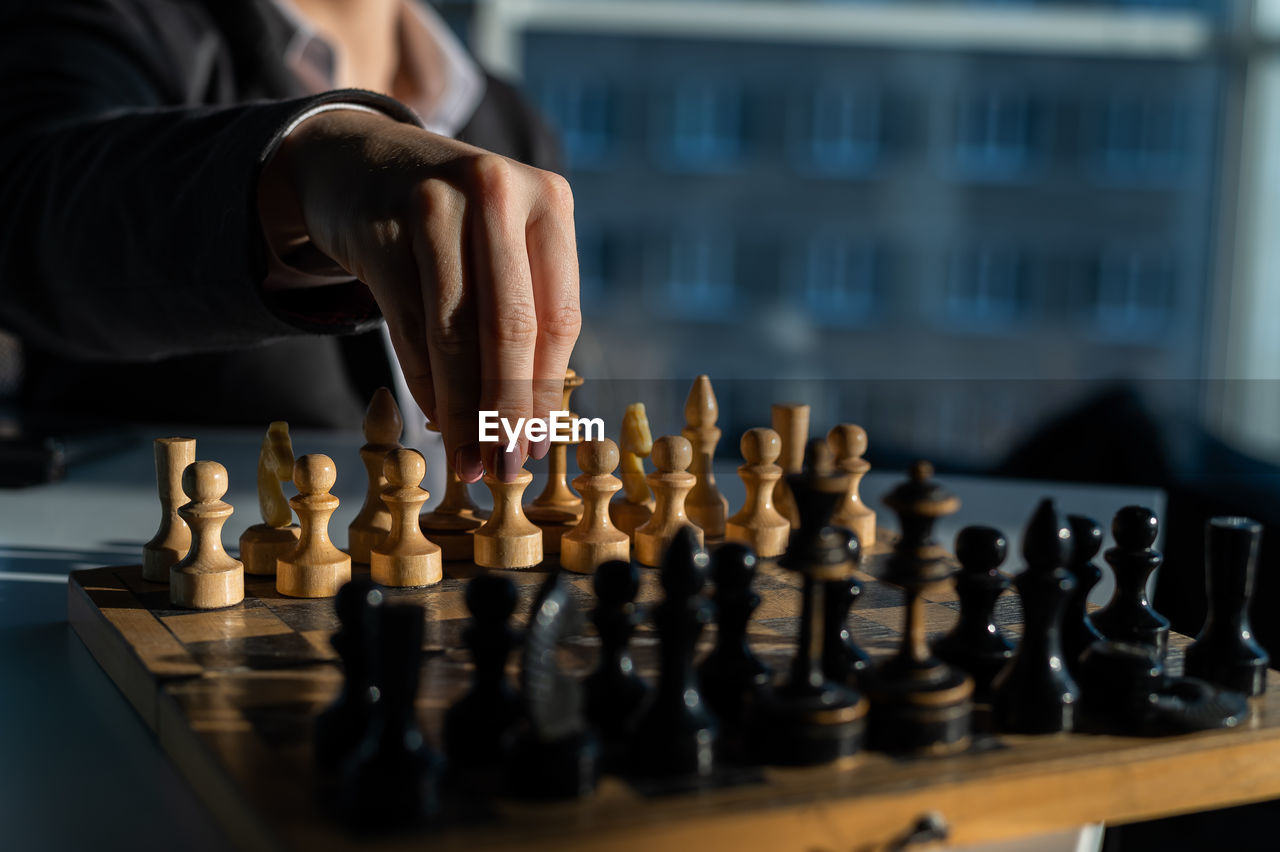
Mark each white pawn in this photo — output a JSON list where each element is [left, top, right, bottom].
[[561, 439, 630, 574], [828, 423, 876, 549], [725, 427, 790, 558], [371, 449, 442, 588], [634, 435, 702, 568], [278, 454, 351, 598], [170, 461, 244, 609]]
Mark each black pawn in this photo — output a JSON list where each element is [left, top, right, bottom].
[[1061, 515, 1105, 675], [1092, 506, 1170, 660], [1185, 517, 1270, 697], [992, 499, 1080, 734], [699, 543, 772, 732], [340, 603, 440, 827], [629, 526, 718, 778], [444, 574, 523, 769], [822, 536, 870, 686], [584, 560, 650, 741], [315, 580, 383, 774], [932, 526, 1013, 704]]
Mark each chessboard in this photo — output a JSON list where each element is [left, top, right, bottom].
[[68, 542, 1280, 852]]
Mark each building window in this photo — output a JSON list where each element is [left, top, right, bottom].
[[952, 89, 1041, 179], [944, 246, 1027, 329], [576, 226, 609, 315], [798, 85, 881, 176], [537, 78, 614, 169], [1090, 249, 1173, 338], [800, 234, 879, 325], [651, 229, 736, 320], [1093, 93, 1189, 183], [657, 79, 744, 171]]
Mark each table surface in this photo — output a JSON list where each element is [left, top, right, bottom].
[[0, 426, 1167, 851]]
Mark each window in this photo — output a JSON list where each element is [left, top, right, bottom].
[[799, 85, 881, 175], [538, 78, 614, 169], [658, 79, 744, 171], [952, 89, 1041, 179], [801, 234, 879, 325], [651, 229, 736, 319], [1093, 93, 1189, 182], [1090, 249, 1173, 337], [944, 246, 1027, 328]]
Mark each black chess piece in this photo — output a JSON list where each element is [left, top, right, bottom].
[[315, 579, 383, 774], [822, 534, 870, 686], [1077, 640, 1250, 735], [991, 498, 1080, 734], [699, 542, 772, 734], [629, 526, 718, 778], [584, 560, 650, 741], [1091, 506, 1170, 660], [1185, 517, 1270, 697], [1061, 515, 1105, 676], [751, 439, 867, 766], [443, 573, 523, 770], [509, 573, 599, 799], [866, 461, 971, 755], [932, 526, 1013, 704], [340, 602, 440, 828]]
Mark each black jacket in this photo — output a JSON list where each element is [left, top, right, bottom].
[[0, 0, 560, 427]]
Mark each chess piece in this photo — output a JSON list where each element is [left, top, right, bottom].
[[867, 461, 972, 755], [419, 421, 488, 562], [509, 573, 599, 798], [277, 454, 352, 598], [751, 439, 867, 766], [828, 423, 876, 548], [991, 499, 1080, 735], [823, 571, 872, 686], [1077, 641, 1250, 735], [1092, 506, 1170, 660], [371, 449, 442, 588], [474, 466, 543, 570], [932, 526, 1014, 704], [630, 527, 718, 777], [561, 439, 629, 574], [699, 543, 771, 733], [609, 402, 654, 537], [340, 602, 440, 827], [238, 422, 300, 576], [315, 580, 383, 774], [634, 435, 703, 568], [770, 403, 809, 527], [169, 461, 245, 609], [526, 369, 585, 553], [444, 574, 523, 768], [725, 427, 790, 558], [682, 375, 729, 540], [348, 388, 403, 564], [1184, 516, 1270, 697], [142, 436, 196, 582], [584, 560, 650, 742], [1062, 515, 1105, 675]]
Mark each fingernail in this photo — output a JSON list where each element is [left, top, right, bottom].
[[498, 444, 524, 482], [530, 436, 550, 461], [455, 444, 483, 483]]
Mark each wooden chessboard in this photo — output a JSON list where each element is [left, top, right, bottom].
[[68, 538, 1280, 852]]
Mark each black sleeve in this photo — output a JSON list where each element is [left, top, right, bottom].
[[0, 1, 419, 362]]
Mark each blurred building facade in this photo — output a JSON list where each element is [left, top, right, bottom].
[[443, 0, 1246, 467]]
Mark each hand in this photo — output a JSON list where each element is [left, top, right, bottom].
[[259, 108, 580, 482]]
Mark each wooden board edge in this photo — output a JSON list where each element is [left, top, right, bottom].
[[66, 571, 162, 730]]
